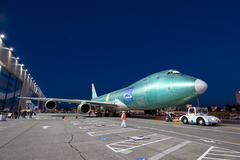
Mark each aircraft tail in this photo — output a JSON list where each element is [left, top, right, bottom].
[[92, 83, 98, 99]]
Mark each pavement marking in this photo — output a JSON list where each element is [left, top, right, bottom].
[[148, 141, 191, 160], [140, 126, 240, 146], [79, 124, 119, 130], [0, 121, 24, 130], [198, 139, 216, 143], [220, 126, 240, 130], [42, 126, 50, 129], [173, 124, 240, 135], [106, 134, 172, 153], [88, 128, 137, 136], [198, 146, 240, 160], [197, 146, 214, 160], [0, 127, 6, 130]]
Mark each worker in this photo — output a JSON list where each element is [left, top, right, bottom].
[[121, 111, 127, 128]]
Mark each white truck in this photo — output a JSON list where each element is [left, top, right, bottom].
[[179, 107, 221, 125]]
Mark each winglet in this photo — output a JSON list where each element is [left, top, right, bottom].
[[92, 83, 98, 99]]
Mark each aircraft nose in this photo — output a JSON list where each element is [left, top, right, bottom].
[[195, 79, 208, 94]]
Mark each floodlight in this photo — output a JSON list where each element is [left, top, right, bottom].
[[9, 48, 13, 51], [0, 34, 4, 38]]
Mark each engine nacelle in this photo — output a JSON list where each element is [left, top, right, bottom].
[[144, 110, 158, 115], [77, 102, 91, 114], [45, 100, 57, 110]]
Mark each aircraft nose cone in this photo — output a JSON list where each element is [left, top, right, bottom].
[[195, 79, 208, 94]]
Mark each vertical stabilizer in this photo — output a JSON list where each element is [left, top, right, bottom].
[[92, 83, 98, 99]]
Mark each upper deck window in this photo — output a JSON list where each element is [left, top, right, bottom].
[[172, 71, 181, 74]]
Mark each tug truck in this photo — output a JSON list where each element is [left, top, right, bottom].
[[179, 107, 221, 125]]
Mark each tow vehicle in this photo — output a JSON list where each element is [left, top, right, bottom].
[[179, 107, 221, 125]]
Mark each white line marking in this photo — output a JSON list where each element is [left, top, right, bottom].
[[42, 126, 50, 129], [141, 127, 240, 146], [208, 153, 240, 158], [203, 157, 229, 160], [197, 146, 214, 160], [88, 128, 137, 136], [173, 124, 240, 135], [212, 149, 240, 153], [148, 141, 191, 160], [106, 134, 172, 153]]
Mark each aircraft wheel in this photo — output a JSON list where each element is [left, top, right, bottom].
[[182, 117, 188, 124], [197, 118, 205, 125], [165, 115, 171, 122]]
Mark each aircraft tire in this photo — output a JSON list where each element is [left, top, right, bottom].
[[182, 117, 188, 124], [197, 118, 205, 126]]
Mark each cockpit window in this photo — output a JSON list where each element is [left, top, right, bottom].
[[168, 71, 181, 75]]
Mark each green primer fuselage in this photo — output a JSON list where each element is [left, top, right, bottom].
[[92, 69, 201, 111]]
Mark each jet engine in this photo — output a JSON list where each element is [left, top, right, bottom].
[[77, 102, 91, 114], [45, 100, 57, 110], [144, 110, 158, 115]]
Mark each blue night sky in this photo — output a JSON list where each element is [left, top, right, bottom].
[[1, 1, 240, 107]]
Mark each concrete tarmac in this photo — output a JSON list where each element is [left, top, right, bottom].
[[0, 113, 240, 160]]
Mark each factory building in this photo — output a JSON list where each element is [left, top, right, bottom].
[[0, 35, 45, 112]]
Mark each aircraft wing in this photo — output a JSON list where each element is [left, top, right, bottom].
[[19, 97, 117, 107]]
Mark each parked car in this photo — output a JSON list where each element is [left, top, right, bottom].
[[230, 115, 237, 119], [234, 115, 240, 120], [223, 115, 230, 119], [216, 115, 222, 119]]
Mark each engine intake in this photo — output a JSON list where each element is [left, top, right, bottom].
[[45, 100, 57, 110], [77, 102, 91, 114]]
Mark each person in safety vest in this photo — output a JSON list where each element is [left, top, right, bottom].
[[121, 111, 127, 128]]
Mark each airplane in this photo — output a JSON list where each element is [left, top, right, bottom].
[[19, 69, 208, 117]]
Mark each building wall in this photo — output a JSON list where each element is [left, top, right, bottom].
[[236, 92, 240, 105], [0, 37, 45, 111]]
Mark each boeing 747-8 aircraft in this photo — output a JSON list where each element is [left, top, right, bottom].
[[20, 69, 208, 115]]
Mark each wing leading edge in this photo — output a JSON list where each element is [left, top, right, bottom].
[[19, 97, 118, 108]]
